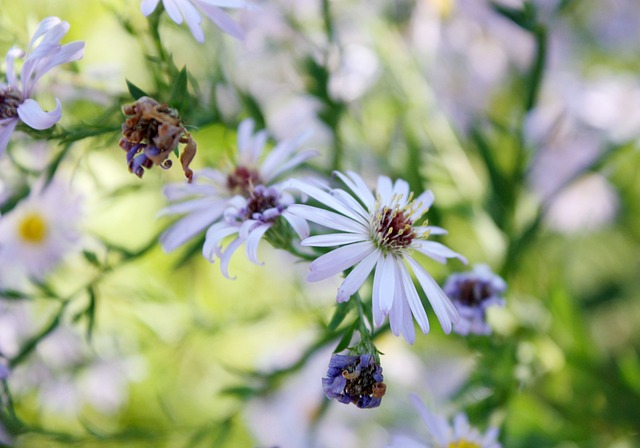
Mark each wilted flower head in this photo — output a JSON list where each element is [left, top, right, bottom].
[[119, 96, 197, 182], [288, 171, 467, 343], [159, 119, 315, 272], [388, 394, 501, 448], [443, 264, 506, 336], [140, 0, 249, 42], [0, 17, 84, 158], [322, 353, 386, 409], [0, 180, 82, 282]]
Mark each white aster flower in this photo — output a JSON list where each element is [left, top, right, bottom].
[[141, 0, 250, 42], [160, 119, 315, 272], [200, 184, 309, 278], [288, 171, 467, 343], [0, 180, 82, 282], [0, 17, 84, 158], [388, 395, 501, 448]]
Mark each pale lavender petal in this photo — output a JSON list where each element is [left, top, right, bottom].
[[286, 179, 364, 222], [162, 0, 185, 24], [158, 197, 224, 216], [219, 236, 243, 278], [245, 223, 270, 264], [307, 241, 374, 282], [0, 120, 19, 158], [202, 222, 238, 260], [336, 248, 380, 302], [163, 183, 222, 201], [236, 119, 255, 159], [413, 240, 468, 264], [17, 98, 61, 130], [406, 255, 459, 334], [196, 3, 244, 39], [453, 413, 471, 439], [281, 210, 309, 239], [264, 149, 318, 182], [30, 41, 85, 94], [27, 17, 63, 52], [409, 394, 450, 446], [301, 232, 367, 247], [334, 171, 375, 210], [418, 225, 448, 235], [289, 204, 367, 234], [5, 47, 24, 88], [160, 209, 220, 251], [398, 261, 430, 334], [196, 0, 247, 7], [141, 0, 161, 15]]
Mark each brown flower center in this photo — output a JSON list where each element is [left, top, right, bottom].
[[0, 88, 22, 119], [227, 166, 262, 196], [456, 280, 492, 307], [373, 206, 415, 252]]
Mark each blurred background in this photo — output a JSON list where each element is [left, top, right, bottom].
[[0, 0, 639, 446]]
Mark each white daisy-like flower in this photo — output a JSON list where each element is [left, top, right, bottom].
[[0, 17, 84, 158], [287, 171, 467, 343], [0, 180, 82, 282], [159, 119, 316, 267], [140, 0, 250, 42], [388, 394, 501, 448]]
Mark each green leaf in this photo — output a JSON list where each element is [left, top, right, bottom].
[[82, 250, 101, 268], [0, 289, 29, 300], [86, 286, 97, 342], [334, 322, 356, 353], [328, 301, 352, 331], [168, 66, 188, 112], [126, 79, 149, 100]]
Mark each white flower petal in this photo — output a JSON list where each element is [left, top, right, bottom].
[[286, 179, 364, 223], [219, 236, 243, 279], [290, 204, 366, 234], [196, 0, 247, 7], [180, 1, 206, 43], [376, 176, 393, 205], [398, 261, 430, 334], [418, 225, 448, 236], [236, 118, 255, 158], [392, 178, 410, 205], [281, 211, 309, 239], [160, 210, 219, 251], [307, 241, 374, 282], [245, 223, 270, 265], [336, 248, 380, 302], [333, 171, 375, 210], [372, 254, 396, 315], [162, 0, 185, 24], [202, 222, 238, 260], [413, 240, 468, 264], [5, 47, 24, 89], [141, 0, 161, 15], [195, 3, 244, 39], [409, 394, 450, 446], [158, 197, 224, 216], [406, 255, 459, 334], [301, 232, 367, 247], [17, 98, 62, 130], [331, 189, 369, 220], [410, 190, 434, 221]]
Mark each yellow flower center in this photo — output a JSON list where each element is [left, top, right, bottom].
[[448, 440, 481, 448], [18, 212, 48, 244]]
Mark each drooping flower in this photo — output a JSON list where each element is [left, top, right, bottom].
[[388, 395, 501, 448], [287, 171, 466, 344], [443, 264, 506, 336], [119, 96, 197, 182], [159, 119, 315, 271], [140, 0, 249, 42], [199, 184, 309, 278], [322, 353, 386, 409], [0, 17, 84, 158], [0, 180, 82, 283]]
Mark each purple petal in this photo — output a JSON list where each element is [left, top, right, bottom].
[[141, 0, 161, 15], [0, 119, 19, 158], [307, 241, 374, 283]]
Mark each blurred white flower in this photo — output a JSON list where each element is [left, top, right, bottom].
[[289, 171, 466, 343], [0, 16, 84, 158], [0, 180, 82, 283], [140, 0, 250, 42], [160, 120, 316, 254], [388, 394, 501, 448]]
